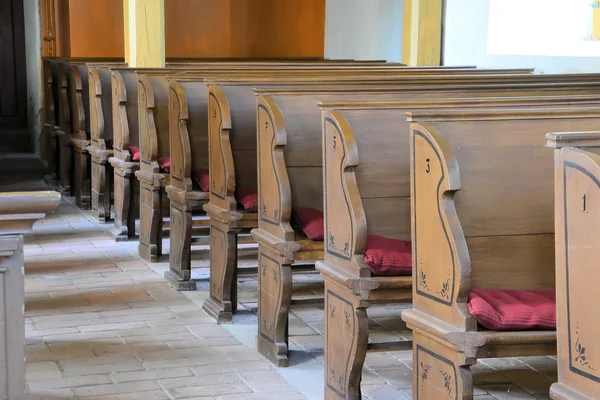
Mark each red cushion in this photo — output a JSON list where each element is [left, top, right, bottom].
[[468, 288, 556, 331], [158, 157, 170, 173], [364, 235, 412, 276], [236, 188, 258, 213], [128, 146, 140, 161], [192, 169, 210, 192], [294, 207, 324, 241]]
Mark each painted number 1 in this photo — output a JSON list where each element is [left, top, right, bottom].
[[583, 194, 588, 213]]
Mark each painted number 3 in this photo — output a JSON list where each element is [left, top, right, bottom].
[[426, 158, 431, 174], [333, 136, 336, 149]]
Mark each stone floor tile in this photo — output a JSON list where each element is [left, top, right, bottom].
[[217, 392, 307, 400], [26, 388, 75, 399], [111, 367, 193, 383], [238, 370, 298, 393], [361, 384, 412, 400], [72, 381, 161, 397], [81, 390, 171, 400], [28, 375, 112, 391], [167, 383, 252, 399], [371, 364, 413, 389]]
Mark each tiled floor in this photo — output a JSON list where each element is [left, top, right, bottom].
[[24, 197, 557, 399]]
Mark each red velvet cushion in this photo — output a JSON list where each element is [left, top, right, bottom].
[[364, 235, 412, 276], [294, 207, 324, 241], [128, 146, 140, 161], [158, 157, 170, 173], [192, 169, 210, 192], [468, 288, 556, 331], [236, 188, 258, 213]]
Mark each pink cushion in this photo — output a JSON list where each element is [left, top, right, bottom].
[[468, 288, 556, 331], [236, 188, 258, 213], [128, 146, 140, 161], [294, 207, 324, 241], [364, 235, 412, 276], [158, 157, 170, 173], [192, 169, 210, 192]]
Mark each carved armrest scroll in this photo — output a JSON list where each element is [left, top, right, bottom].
[[410, 122, 473, 331], [322, 110, 369, 278], [256, 95, 294, 242]]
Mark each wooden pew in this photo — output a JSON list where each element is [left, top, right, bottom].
[[549, 139, 600, 400], [107, 63, 486, 243], [140, 66, 520, 263], [0, 191, 60, 400], [398, 106, 600, 400], [70, 62, 124, 210], [252, 89, 600, 368], [198, 70, 554, 321], [46, 58, 123, 195]]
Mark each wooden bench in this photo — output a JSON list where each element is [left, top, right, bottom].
[[0, 191, 60, 400], [196, 69, 544, 322], [317, 95, 600, 398], [70, 62, 125, 210], [45, 58, 123, 195], [549, 138, 600, 400], [150, 66, 514, 265], [108, 62, 458, 247], [399, 106, 600, 400]]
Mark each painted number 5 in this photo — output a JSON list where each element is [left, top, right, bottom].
[[426, 158, 431, 174]]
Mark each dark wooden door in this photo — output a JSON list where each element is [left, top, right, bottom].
[[0, 0, 27, 129]]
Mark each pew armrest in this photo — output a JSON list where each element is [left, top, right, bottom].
[[207, 86, 237, 213], [0, 191, 61, 235], [255, 95, 295, 242], [70, 65, 86, 141], [112, 71, 130, 157], [138, 75, 159, 167], [546, 131, 600, 149], [88, 68, 103, 143], [409, 122, 475, 332], [168, 82, 193, 193], [321, 110, 371, 278]]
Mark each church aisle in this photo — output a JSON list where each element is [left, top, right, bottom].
[[23, 197, 556, 400]]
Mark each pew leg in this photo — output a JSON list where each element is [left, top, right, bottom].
[[72, 142, 91, 210], [138, 180, 163, 262], [57, 133, 72, 195], [256, 247, 292, 367], [412, 330, 473, 400], [44, 130, 59, 186], [110, 167, 138, 241], [202, 220, 238, 323], [323, 278, 369, 400], [165, 198, 196, 290], [91, 155, 110, 222]]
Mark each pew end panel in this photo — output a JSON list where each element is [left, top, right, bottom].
[[318, 107, 418, 399], [203, 84, 259, 323], [403, 108, 600, 399], [56, 61, 73, 195], [135, 74, 171, 262], [165, 80, 210, 290], [41, 60, 57, 184], [88, 67, 115, 222], [0, 190, 61, 400], [69, 64, 91, 209], [109, 70, 140, 241], [549, 143, 600, 400]]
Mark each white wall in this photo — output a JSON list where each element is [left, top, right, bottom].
[[23, 0, 43, 154], [325, 0, 404, 62], [444, 0, 600, 73]]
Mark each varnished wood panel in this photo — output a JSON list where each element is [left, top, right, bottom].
[[65, 0, 124, 57]]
